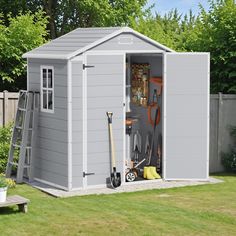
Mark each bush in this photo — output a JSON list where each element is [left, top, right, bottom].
[[221, 125, 236, 172], [222, 151, 236, 172], [0, 11, 48, 91], [0, 174, 16, 188], [0, 124, 13, 174]]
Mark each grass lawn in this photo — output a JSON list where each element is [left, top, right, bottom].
[[0, 174, 236, 236]]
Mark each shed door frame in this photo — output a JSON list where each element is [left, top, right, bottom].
[[82, 51, 126, 189], [163, 52, 210, 181]]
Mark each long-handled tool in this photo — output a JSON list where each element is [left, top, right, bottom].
[[146, 107, 159, 166], [133, 130, 141, 164], [107, 112, 121, 188]]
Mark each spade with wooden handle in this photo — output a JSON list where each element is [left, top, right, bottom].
[[107, 112, 121, 188]]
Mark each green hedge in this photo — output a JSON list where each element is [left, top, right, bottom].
[[0, 124, 13, 173]]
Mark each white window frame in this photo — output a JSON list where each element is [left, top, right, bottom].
[[40, 65, 54, 113]]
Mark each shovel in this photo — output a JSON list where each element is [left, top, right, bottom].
[[107, 112, 121, 188]]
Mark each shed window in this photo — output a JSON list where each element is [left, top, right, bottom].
[[41, 66, 54, 112]]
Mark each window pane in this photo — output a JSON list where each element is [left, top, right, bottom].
[[43, 90, 47, 109], [43, 69, 47, 88], [48, 69, 53, 88], [48, 91, 53, 110]]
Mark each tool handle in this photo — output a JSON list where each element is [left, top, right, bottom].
[[153, 107, 159, 129], [107, 112, 116, 168]]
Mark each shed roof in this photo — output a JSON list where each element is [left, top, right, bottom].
[[23, 27, 174, 60]]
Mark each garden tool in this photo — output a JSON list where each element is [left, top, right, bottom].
[[144, 133, 151, 157], [125, 158, 146, 182], [146, 107, 159, 165], [152, 89, 158, 104], [107, 112, 121, 188], [133, 130, 141, 164]]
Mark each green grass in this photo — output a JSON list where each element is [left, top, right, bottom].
[[0, 174, 236, 236]]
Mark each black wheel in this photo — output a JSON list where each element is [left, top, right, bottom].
[[126, 171, 136, 182]]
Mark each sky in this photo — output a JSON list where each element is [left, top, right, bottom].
[[147, 0, 210, 16]]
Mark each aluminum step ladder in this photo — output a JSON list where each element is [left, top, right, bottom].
[[6, 90, 39, 183]]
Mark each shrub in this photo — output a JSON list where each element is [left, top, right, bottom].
[[0, 124, 13, 174], [0, 174, 16, 188], [221, 125, 236, 172], [0, 175, 8, 188], [221, 151, 236, 172]]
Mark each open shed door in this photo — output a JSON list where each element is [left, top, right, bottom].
[[83, 53, 125, 187], [163, 53, 209, 180]]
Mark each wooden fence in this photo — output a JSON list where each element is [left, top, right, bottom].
[[0, 91, 235, 173], [0, 91, 19, 126], [210, 93, 236, 173]]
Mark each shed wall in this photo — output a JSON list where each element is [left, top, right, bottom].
[[28, 58, 68, 189], [91, 33, 164, 51]]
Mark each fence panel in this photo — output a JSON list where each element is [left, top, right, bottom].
[[210, 93, 236, 173], [0, 91, 19, 126]]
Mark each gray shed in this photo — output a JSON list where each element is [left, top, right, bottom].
[[23, 27, 210, 191]]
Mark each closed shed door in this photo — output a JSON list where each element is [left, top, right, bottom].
[[164, 53, 209, 180], [84, 53, 125, 187]]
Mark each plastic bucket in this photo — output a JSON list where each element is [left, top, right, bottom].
[[0, 187, 7, 203]]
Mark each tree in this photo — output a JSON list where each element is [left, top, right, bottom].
[[183, 0, 236, 93], [132, 0, 236, 93], [0, 0, 149, 39], [131, 9, 197, 51], [0, 11, 48, 91]]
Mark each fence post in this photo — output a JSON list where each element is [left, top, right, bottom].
[[217, 92, 223, 168], [3, 90, 9, 127]]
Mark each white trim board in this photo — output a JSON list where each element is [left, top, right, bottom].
[[85, 50, 164, 55], [163, 53, 167, 180], [67, 60, 72, 191], [82, 53, 87, 189], [40, 65, 55, 114], [206, 53, 210, 179]]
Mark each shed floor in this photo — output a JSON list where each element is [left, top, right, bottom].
[[28, 178, 223, 198]]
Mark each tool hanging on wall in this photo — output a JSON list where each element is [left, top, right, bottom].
[[144, 133, 151, 158], [147, 78, 163, 126], [107, 112, 121, 188], [133, 130, 142, 164], [146, 108, 159, 166]]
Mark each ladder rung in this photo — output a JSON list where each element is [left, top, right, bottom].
[[18, 108, 34, 112], [15, 126, 33, 131], [13, 144, 21, 148], [18, 108, 27, 112], [9, 162, 18, 166], [13, 144, 32, 149], [9, 162, 30, 168]]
